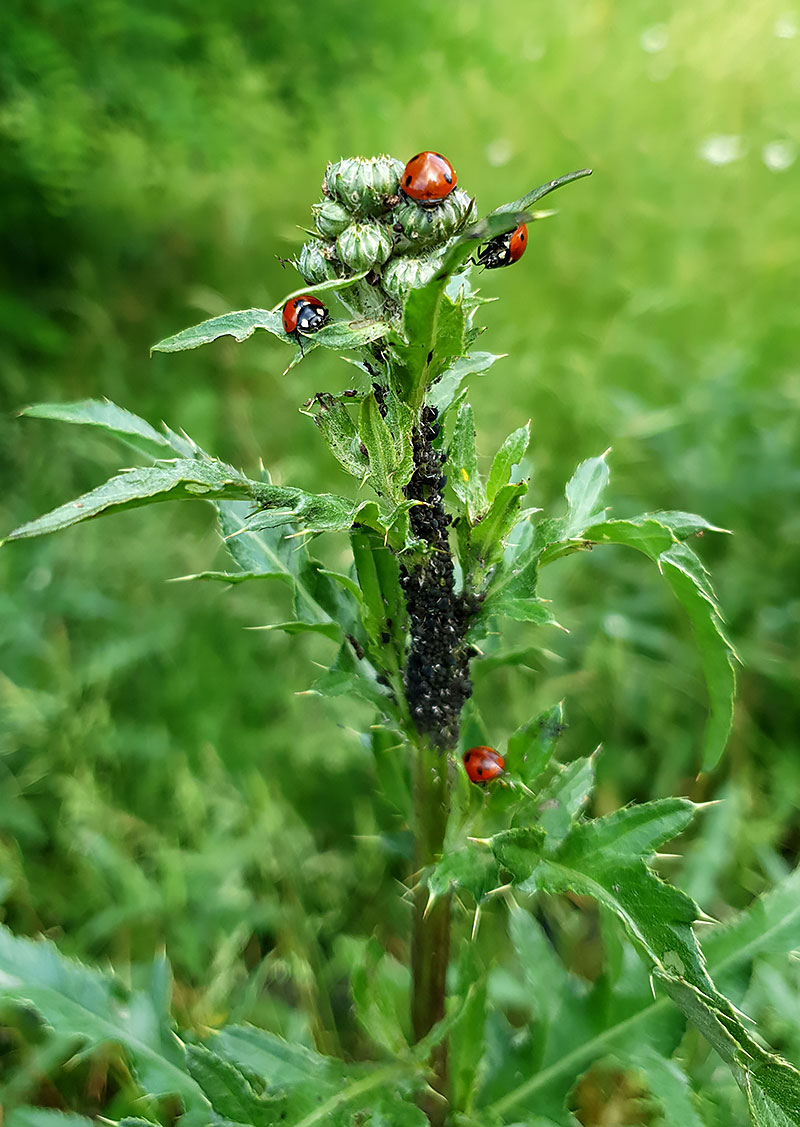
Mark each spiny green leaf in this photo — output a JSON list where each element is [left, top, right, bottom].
[[488, 866, 800, 1123], [19, 399, 175, 460], [658, 975, 800, 1126], [535, 752, 597, 846], [426, 351, 506, 416], [350, 936, 411, 1056], [246, 485, 358, 535], [491, 167, 593, 215], [427, 847, 500, 906], [451, 401, 487, 520], [507, 702, 566, 787], [308, 393, 369, 478], [449, 941, 488, 1116], [0, 927, 208, 1123], [151, 273, 374, 353], [468, 482, 530, 575], [563, 451, 610, 538], [5, 459, 256, 541], [487, 422, 530, 503], [186, 1043, 274, 1127], [153, 307, 284, 352], [359, 391, 412, 509], [491, 826, 547, 883], [659, 541, 737, 770]]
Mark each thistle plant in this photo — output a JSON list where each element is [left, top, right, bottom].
[[4, 151, 800, 1127]]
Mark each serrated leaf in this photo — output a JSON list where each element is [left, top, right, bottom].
[[215, 500, 347, 636], [246, 485, 358, 535], [538, 510, 737, 770], [6, 459, 256, 541], [507, 702, 566, 788], [468, 482, 530, 575], [426, 351, 506, 417], [359, 391, 412, 509], [350, 936, 411, 1056], [487, 423, 530, 503], [151, 274, 376, 354], [310, 393, 369, 478], [491, 167, 593, 216], [659, 975, 800, 1126], [19, 399, 175, 461], [536, 753, 597, 845], [487, 866, 800, 1124], [0, 927, 208, 1123], [519, 800, 703, 984], [451, 402, 487, 520], [393, 287, 467, 411], [450, 941, 488, 1116], [491, 826, 547, 883], [659, 542, 737, 770], [153, 308, 285, 352], [186, 1043, 273, 1127], [427, 848, 500, 907], [563, 452, 610, 538]]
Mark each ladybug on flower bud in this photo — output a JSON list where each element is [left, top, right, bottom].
[[401, 152, 458, 206], [463, 746, 505, 784], [282, 295, 330, 353], [475, 222, 528, 269]]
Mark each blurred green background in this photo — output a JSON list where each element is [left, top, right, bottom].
[[1, 0, 799, 1105]]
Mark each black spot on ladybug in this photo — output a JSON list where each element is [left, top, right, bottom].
[[477, 766, 483, 776], [405, 175, 412, 186], [444, 171, 452, 183]]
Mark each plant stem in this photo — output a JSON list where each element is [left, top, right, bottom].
[[412, 736, 451, 1124]]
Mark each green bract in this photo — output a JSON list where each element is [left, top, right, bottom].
[[336, 219, 395, 272], [381, 250, 444, 301], [313, 197, 352, 238], [393, 189, 476, 247], [325, 154, 405, 216], [297, 238, 339, 284]]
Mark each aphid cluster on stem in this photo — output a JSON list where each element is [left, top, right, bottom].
[[400, 405, 476, 749]]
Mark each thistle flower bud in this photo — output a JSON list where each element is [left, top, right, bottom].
[[297, 239, 338, 285], [313, 199, 352, 238], [381, 251, 444, 301], [394, 189, 475, 248], [325, 155, 405, 216], [336, 220, 394, 272]]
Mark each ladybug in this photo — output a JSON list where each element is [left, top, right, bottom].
[[401, 152, 457, 206], [282, 295, 330, 339], [463, 746, 506, 784], [474, 222, 528, 269]]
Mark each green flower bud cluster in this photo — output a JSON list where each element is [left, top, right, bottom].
[[295, 153, 476, 311]]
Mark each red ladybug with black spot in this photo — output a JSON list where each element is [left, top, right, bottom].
[[401, 152, 458, 206], [463, 746, 505, 784], [475, 222, 528, 269], [282, 295, 330, 346]]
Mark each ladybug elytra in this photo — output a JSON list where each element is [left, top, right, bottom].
[[401, 151, 457, 206], [463, 746, 505, 784], [282, 295, 330, 337], [475, 222, 528, 269]]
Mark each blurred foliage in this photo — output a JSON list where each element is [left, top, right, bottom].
[[1, 0, 798, 1120]]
